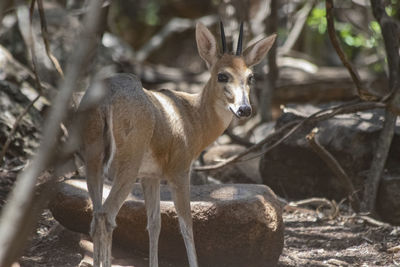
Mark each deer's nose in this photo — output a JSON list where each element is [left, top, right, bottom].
[[237, 105, 252, 117]]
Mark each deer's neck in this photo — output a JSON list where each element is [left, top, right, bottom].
[[196, 80, 233, 150]]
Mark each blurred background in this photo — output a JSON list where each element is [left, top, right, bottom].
[[1, 0, 400, 266]]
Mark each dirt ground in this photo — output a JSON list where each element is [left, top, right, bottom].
[[1, 170, 400, 267]]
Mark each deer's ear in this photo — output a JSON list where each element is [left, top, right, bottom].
[[243, 34, 277, 67], [196, 22, 218, 68]]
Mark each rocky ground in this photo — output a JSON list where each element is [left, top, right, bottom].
[[1, 171, 399, 267]]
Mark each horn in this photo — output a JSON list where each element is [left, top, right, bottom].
[[236, 22, 243, 56], [220, 21, 227, 54]]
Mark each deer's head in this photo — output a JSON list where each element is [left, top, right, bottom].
[[196, 22, 276, 118]]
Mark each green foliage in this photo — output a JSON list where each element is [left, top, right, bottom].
[[385, 0, 398, 17], [306, 2, 384, 68], [336, 21, 381, 49], [139, 0, 161, 26], [307, 5, 327, 34], [307, 4, 382, 50]]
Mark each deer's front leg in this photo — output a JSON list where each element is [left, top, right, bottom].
[[170, 172, 198, 267], [141, 178, 161, 267]]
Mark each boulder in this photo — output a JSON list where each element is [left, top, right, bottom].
[[49, 179, 284, 267], [377, 174, 400, 225], [260, 103, 400, 203], [202, 144, 262, 184]]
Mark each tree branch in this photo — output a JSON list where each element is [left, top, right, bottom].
[[0, 95, 41, 164], [325, 0, 379, 101], [36, 0, 64, 78], [361, 0, 400, 213], [136, 15, 217, 63], [306, 128, 360, 212], [0, 0, 104, 265], [259, 0, 278, 122], [0, 0, 47, 165], [279, 0, 315, 55], [195, 101, 386, 172]]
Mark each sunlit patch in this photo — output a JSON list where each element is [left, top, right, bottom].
[[103, 108, 116, 178], [68, 180, 111, 200], [209, 186, 252, 200], [153, 92, 187, 144]]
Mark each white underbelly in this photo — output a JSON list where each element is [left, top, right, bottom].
[[138, 150, 163, 179]]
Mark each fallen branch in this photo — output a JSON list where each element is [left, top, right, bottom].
[[195, 100, 386, 172], [357, 215, 392, 229], [387, 245, 400, 253], [0, 0, 104, 265], [306, 128, 360, 212], [288, 197, 339, 219], [288, 197, 335, 208]]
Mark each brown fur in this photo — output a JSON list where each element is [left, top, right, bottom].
[[79, 22, 276, 267]]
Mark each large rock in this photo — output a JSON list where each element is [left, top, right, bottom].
[[377, 174, 400, 225], [49, 179, 284, 267], [260, 103, 400, 203], [202, 144, 262, 184]]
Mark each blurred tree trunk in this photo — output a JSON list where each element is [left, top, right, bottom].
[[361, 0, 400, 213], [259, 0, 278, 122]]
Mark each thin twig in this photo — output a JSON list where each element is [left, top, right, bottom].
[[0, 0, 104, 265], [27, 0, 43, 94], [325, 0, 378, 101], [240, 101, 387, 162], [357, 215, 392, 228], [136, 15, 217, 63], [225, 130, 254, 147], [288, 197, 335, 208], [289, 197, 339, 220], [306, 128, 360, 212], [195, 101, 386, 172], [36, 0, 64, 78], [194, 119, 299, 171], [0, 0, 46, 164], [387, 245, 400, 253], [0, 95, 41, 164], [279, 0, 315, 55]]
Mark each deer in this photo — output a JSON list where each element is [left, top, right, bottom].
[[78, 21, 276, 267]]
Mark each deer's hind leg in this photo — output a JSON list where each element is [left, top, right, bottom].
[[85, 109, 153, 266], [141, 178, 161, 267], [82, 109, 108, 267], [169, 171, 198, 267], [98, 115, 153, 267]]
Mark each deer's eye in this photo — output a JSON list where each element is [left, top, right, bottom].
[[217, 73, 229, 83], [248, 74, 255, 85]]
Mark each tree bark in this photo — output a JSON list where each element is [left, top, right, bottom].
[[259, 0, 278, 122], [361, 0, 400, 213]]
